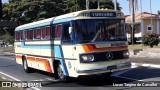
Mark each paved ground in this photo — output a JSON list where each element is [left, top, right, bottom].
[[0, 56, 160, 90], [130, 57, 160, 65], [1, 51, 160, 90]]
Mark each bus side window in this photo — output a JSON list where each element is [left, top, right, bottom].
[[42, 26, 50, 40], [20, 30, 25, 41], [15, 31, 20, 41], [56, 25, 62, 38], [62, 23, 71, 44], [26, 29, 33, 40], [51, 25, 62, 39], [34, 28, 41, 40]]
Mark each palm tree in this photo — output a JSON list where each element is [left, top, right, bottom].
[[128, 0, 138, 13], [127, 0, 138, 44]]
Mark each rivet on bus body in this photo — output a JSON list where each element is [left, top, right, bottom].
[[73, 47, 76, 50]]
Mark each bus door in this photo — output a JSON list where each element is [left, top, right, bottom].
[[61, 22, 76, 77]]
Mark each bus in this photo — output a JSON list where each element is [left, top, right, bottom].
[[14, 9, 131, 82]]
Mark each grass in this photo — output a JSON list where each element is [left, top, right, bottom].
[[128, 44, 160, 51], [0, 46, 14, 52], [0, 77, 22, 90]]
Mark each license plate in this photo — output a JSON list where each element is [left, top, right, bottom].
[[107, 65, 117, 70]]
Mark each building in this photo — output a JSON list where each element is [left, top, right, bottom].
[[125, 12, 160, 43]]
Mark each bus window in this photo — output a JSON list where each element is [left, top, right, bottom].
[[20, 31, 25, 41], [34, 28, 41, 40], [15, 31, 20, 41], [27, 29, 33, 40], [51, 25, 62, 39], [42, 27, 50, 40], [62, 23, 71, 44], [56, 25, 62, 38]]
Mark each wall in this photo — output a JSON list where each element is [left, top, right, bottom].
[[143, 19, 158, 34]]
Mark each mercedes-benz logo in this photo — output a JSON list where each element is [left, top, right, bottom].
[[106, 52, 113, 60]]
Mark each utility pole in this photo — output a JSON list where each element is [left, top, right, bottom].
[[131, 0, 135, 45]]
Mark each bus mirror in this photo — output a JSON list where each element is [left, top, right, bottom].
[[69, 27, 73, 34]]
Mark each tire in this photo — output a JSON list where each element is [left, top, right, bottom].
[[55, 62, 70, 82], [22, 56, 31, 73]]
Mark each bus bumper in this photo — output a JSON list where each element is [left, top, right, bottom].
[[76, 62, 131, 75]]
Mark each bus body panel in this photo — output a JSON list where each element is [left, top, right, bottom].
[[60, 41, 130, 77], [15, 40, 70, 75]]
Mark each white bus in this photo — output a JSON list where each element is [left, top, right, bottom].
[[14, 9, 131, 82]]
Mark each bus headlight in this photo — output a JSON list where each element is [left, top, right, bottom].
[[123, 51, 130, 58], [80, 54, 94, 62]]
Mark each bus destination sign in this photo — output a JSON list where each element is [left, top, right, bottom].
[[82, 12, 116, 17]]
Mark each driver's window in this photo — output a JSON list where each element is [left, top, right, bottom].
[[96, 22, 105, 40]]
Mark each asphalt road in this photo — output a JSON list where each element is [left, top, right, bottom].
[[0, 55, 160, 90]]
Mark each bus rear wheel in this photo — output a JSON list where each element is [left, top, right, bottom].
[[22, 56, 31, 73]]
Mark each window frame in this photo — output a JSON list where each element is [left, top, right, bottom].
[[147, 24, 153, 31]]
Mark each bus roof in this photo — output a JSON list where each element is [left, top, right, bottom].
[[15, 9, 124, 31]]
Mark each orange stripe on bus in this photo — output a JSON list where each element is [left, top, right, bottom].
[[16, 55, 22, 59], [82, 44, 128, 52], [26, 57, 52, 73]]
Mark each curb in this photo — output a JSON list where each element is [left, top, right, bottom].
[[0, 52, 15, 56], [132, 63, 160, 69]]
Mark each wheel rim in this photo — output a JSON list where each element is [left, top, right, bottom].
[[57, 65, 64, 79], [23, 60, 27, 70]]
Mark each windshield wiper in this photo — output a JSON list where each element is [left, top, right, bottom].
[[91, 30, 101, 42]]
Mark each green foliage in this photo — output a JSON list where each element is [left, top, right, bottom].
[[1, 0, 121, 39], [63, 0, 121, 13], [142, 33, 160, 48], [0, 34, 14, 44], [3, 0, 64, 23], [3, 0, 121, 23]]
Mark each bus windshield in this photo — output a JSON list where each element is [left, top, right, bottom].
[[73, 19, 127, 43]]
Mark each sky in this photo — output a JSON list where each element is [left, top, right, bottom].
[[2, 0, 160, 15], [118, 0, 159, 15]]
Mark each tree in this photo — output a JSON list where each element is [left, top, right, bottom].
[[3, 0, 64, 24], [3, 0, 121, 23], [63, 0, 121, 13], [0, 0, 2, 19], [1, 0, 122, 38]]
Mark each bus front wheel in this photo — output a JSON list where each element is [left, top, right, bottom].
[[55, 62, 70, 82], [22, 56, 31, 73]]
